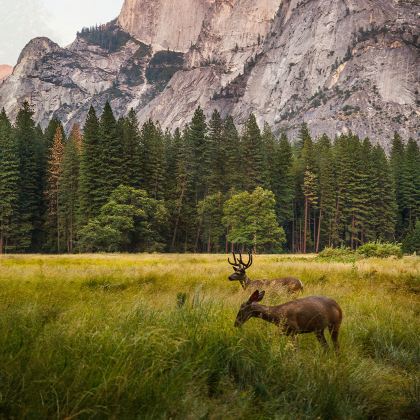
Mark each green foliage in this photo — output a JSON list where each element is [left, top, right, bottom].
[[79, 185, 168, 252], [357, 241, 403, 258], [0, 109, 19, 253], [0, 101, 416, 254], [197, 192, 225, 253], [14, 102, 44, 251], [317, 246, 357, 262], [140, 119, 166, 200], [223, 187, 286, 252], [241, 114, 267, 190], [77, 23, 131, 52], [146, 50, 185, 91], [402, 221, 420, 254], [78, 106, 101, 224]]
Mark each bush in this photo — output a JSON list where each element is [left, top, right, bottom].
[[357, 241, 403, 258], [402, 222, 420, 254], [317, 246, 355, 261]]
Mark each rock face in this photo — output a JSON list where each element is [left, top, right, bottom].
[[0, 0, 418, 147], [0, 65, 13, 82]]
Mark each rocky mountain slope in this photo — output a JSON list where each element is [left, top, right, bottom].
[[0, 0, 418, 147], [0, 65, 13, 82]]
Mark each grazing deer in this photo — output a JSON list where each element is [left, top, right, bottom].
[[234, 290, 342, 350], [228, 251, 303, 293]]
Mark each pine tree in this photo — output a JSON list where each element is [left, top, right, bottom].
[[14, 102, 43, 251], [97, 102, 125, 206], [79, 106, 101, 224], [45, 127, 65, 252], [170, 127, 194, 251], [121, 109, 142, 188], [272, 132, 294, 227], [188, 107, 208, 203], [315, 134, 336, 251], [301, 131, 318, 253], [223, 116, 242, 191], [197, 192, 224, 252], [140, 119, 166, 200], [390, 133, 406, 239], [369, 145, 396, 241], [241, 114, 266, 190], [402, 138, 419, 231], [59, 125, 82, 253], [262, 122, 277, 191], [207, 110, 224, 194], [0, 109, 19, 253]]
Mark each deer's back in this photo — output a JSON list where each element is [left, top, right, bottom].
[[275, 296, 342, 332], [251, 277, 303, 292]]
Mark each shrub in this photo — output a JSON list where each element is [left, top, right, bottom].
[[357, 241, 403, 258], [402, 222, 420, 254], [318, 246, 354, 258]]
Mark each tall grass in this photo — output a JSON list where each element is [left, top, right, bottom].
[[0, 254, 419, 419]]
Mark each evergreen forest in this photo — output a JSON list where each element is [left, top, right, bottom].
[[0, 102, 418, 254]]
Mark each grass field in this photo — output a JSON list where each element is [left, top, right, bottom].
[[0, 254, 419, 419]]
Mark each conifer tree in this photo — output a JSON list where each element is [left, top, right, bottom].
[[121, 109, 142, 188], [170, 127, 194, 251], [369, 145, 396, 241], [140, 119, 166, 200], [402, 138, 419, 230], [97, 102, 124, 206], [241, 114, 266, 190], [207, 110, 224, 194], [14, 102, 43, 251], [222, 116, 242, 191], [197, 192, 224, 252], [45, 127, 65, 251], [0, 109, 19, 253], [390, 133, 406, 239], [59, 125, 82, 253], [188, 107, 208, 203], [79, 106, 101, 224], [262, 122, 277, 190], [315, 134, 336, 250], [272, 132, 294, 227]]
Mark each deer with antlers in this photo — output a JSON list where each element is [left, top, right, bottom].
[[228, 251, 303, 293], [235, 290, 342, 351]]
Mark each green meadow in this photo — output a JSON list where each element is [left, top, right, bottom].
[[0, 254, 419, 419]]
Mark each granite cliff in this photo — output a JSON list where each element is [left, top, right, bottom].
[[0, 0, 418, 147]]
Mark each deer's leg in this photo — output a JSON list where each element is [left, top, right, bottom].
[[315, 330, 329, 349], [284, 327, 298, 350], [329, 325, 340, 352]]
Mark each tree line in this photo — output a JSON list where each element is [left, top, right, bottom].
[[0, 102, 418, 254]]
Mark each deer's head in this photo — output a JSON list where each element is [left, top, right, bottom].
[[228, 251, 253, 282], [235, 290, 265, 327]]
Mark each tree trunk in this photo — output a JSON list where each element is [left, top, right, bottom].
[[171, 182, 186, 250], [207, 231, 211, 253], [351, 214, 355, 250], [316, 206, 323, 253], [303, 197, 308, 253], [0, 231, 3, 255]]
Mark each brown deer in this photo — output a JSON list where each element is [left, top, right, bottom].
[[234, 290, 343, 350], [228, 251, 303, 293]]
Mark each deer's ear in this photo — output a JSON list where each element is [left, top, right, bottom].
[[257, 291, 265, 302], [248, 290, 261, 303]]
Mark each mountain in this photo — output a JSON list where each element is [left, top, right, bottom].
[[0, 0, 418, 147], [0, 65, 13, 82]]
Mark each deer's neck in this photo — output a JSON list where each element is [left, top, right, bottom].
[[240, 275, 251, 290], [250, 304, 280, 325]]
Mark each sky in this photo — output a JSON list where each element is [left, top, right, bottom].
[[0, 0, 124, 65]]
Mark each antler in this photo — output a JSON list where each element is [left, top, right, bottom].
[[228, 252, 241, 267], [238, 251, 253, 269]]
